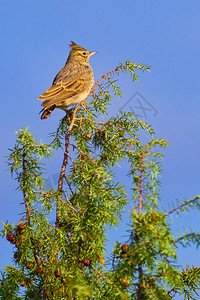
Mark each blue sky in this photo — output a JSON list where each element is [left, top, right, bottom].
[[1, 1, 200, 295]]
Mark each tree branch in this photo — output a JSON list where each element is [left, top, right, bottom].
[[137, 265, 143, 300], [139, 152, 144, 213], [64, 175, 74, 195], [63, 192, 78, 214], [165, 197, 200, 216], [91, 69, 118, 91], [22, 150, 41, 267], [22, 151, 31, 220]]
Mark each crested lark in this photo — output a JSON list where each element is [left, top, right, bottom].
[[38, 41, 96, 119]]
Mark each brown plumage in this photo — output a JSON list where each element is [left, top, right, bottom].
[[38, 41, 96, 119]]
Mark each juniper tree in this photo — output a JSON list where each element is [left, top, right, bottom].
[[1, 61, 200, 299]]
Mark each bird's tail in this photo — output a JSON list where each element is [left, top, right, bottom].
[[40, 104, 56, 120]]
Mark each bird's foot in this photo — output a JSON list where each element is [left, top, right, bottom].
[[64, 108, 74, 121]]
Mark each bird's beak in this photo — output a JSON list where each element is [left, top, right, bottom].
[[89, 51, 97, 57]]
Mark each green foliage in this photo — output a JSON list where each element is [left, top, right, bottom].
[[1, 61, 200, 299]]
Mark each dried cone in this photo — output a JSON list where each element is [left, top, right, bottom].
[[83, 258, 91, 267], [21, 279, 31, 288], [97, 254, 105, 265], [21, 281, 26, 287], [79, 262, 84, 268], [80, 153, 87, 160], [131, 260, 137, 266], [17, 223, 26, 234], [152, 214, 157, 221], [26, 261, 34, 270], [83, 133, 92, 139], [44, 290, 50, 297], [120, 278, 129, 287], [6, 233, 15, 244], [36, 267, 42, 274], [15, 241, 19, 248], [20, 235, 26, 243], [121, 244, 129, 253], [54, 270, 61, 277]]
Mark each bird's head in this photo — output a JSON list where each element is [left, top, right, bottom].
[[67, 41, 97, 65]]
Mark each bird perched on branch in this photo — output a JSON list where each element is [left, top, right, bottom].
[[38, 41, 96, 119]]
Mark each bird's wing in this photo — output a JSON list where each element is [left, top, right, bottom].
[[38, 67, 93, 104]]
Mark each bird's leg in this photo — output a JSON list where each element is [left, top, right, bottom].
[[64, 108, 75, 122]]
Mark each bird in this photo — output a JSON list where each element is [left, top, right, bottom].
[[38, 41, 96, 119]]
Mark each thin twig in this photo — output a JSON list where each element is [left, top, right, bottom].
[[68, 142, 86, 155], [58, 134, 70, 192], [166, 287, 176, 296], [22, 150, 40, 266], [146, 271, 166, 286], [22, 151, 31, 219], [98, 83, 106, 94], [57, 103, 85, 224], [137, 265, 143, 300], [112, 253, 116, 270], [165, 197, 199, 216], [92, 266, 108, 282], [63, 192, 78, 213], [56, 66, 127, 221], [173, 232, 200, 244], [58, 102, 84, 190], [67, 153, 75, 165], [138, 152, 144, 213], [64, 175, 74, 195], [91, 68, 119, 91], [92, 90, 99, 97]]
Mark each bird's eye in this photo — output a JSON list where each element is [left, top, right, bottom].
[[82, 52, 86, 55]]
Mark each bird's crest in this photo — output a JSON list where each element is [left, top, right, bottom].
[[69, 41, 87, 52]]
